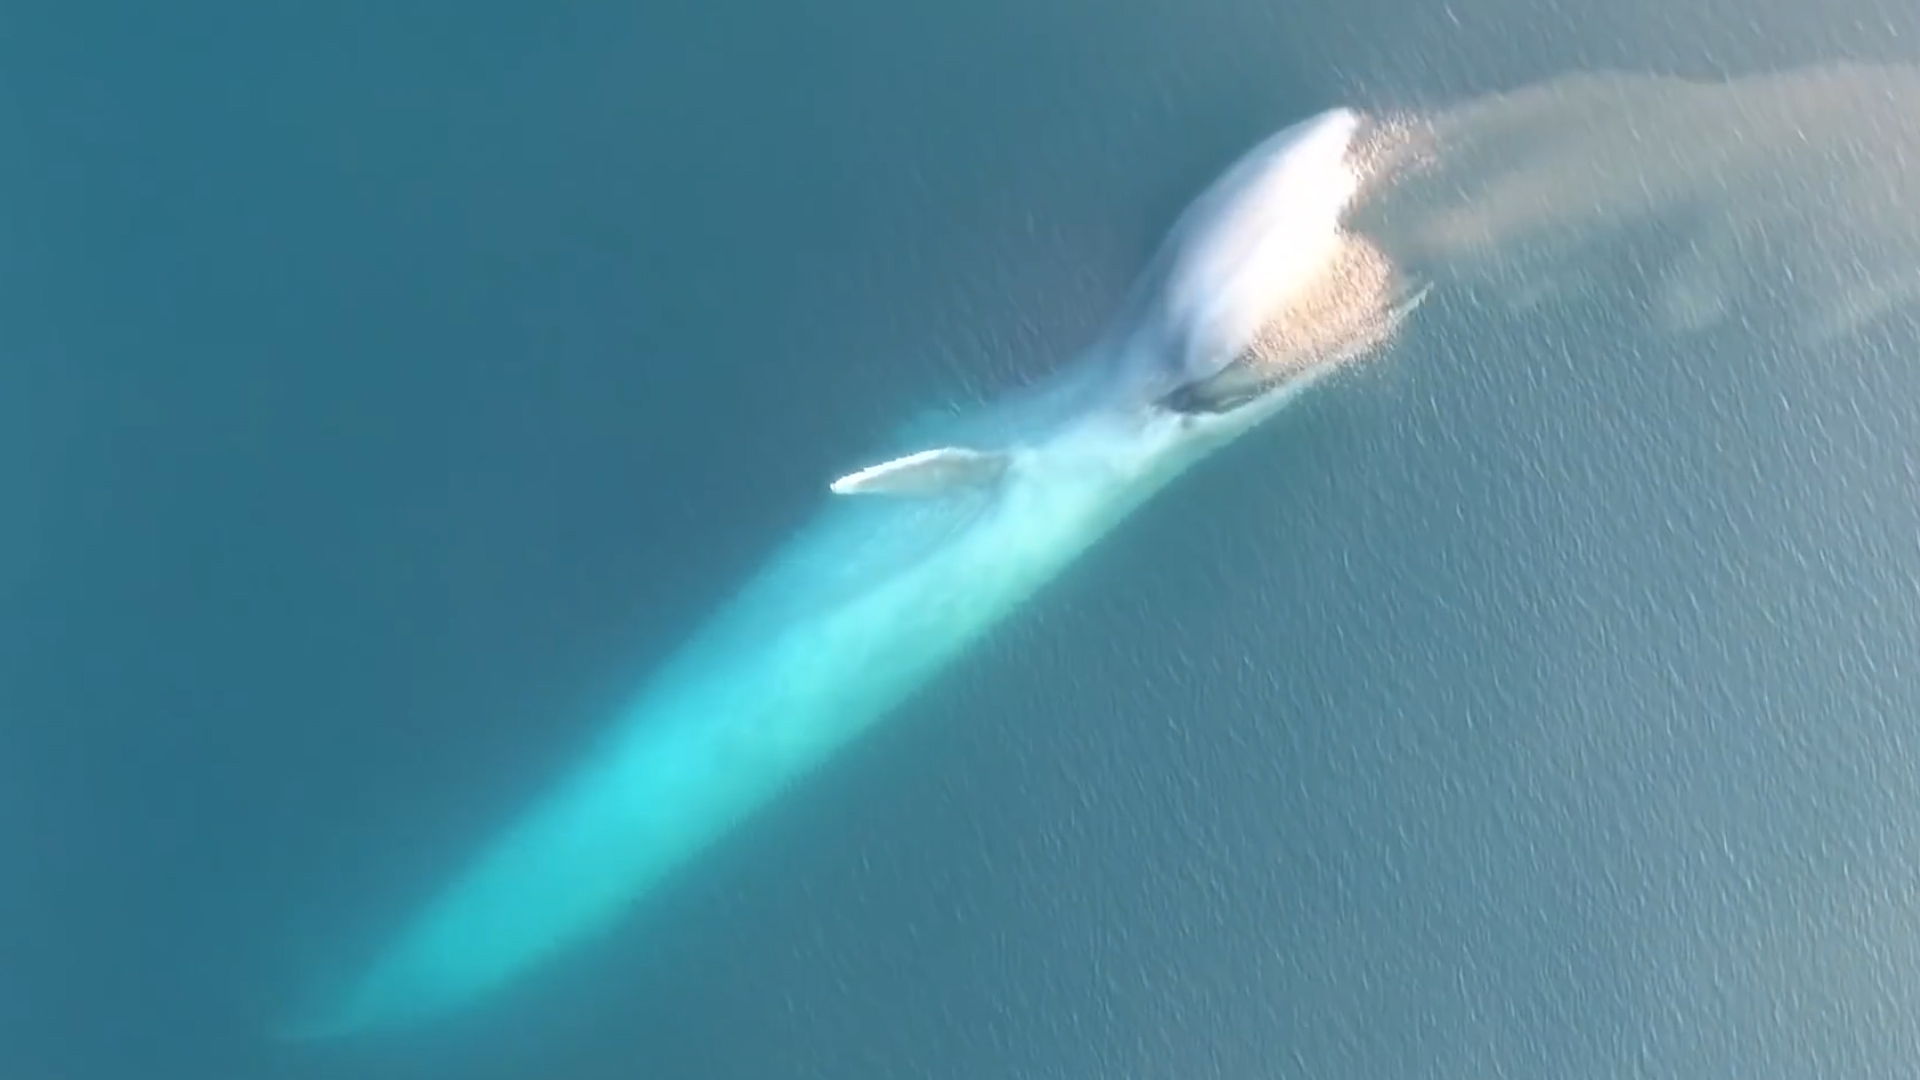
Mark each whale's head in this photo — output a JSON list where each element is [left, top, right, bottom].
[[828, 108, 1426, 500], [1119, 107, 1423, 420]]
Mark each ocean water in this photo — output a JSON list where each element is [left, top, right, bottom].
[[6, 1, 1920, 1078]]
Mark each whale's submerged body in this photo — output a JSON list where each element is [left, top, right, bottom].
[[287, 106, 1425, 1038]]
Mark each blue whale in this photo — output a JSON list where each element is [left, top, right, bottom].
[[287, 106, 1426, 1038]]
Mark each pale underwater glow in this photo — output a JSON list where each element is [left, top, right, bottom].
[[282, 105, 1419, 1038]]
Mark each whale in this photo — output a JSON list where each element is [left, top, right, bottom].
[[284, 105, 1426, 1039]]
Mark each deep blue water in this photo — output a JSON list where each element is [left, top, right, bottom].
[[7, 1, 1920, 1078]]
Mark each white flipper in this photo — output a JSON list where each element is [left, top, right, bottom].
[[829, 447, 1012, 497]]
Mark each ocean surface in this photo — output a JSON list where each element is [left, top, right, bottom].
[[7, 0, 1920, 1078]]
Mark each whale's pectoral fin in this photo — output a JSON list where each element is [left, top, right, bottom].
[[829, 446, 1012, 497]]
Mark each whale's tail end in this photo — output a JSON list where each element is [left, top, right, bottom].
[[269, 972, 413, 1044], [269, 993, 375, 1045], [270, 1013, 350, 1045]]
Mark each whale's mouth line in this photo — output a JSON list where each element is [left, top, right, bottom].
[[1156, 362, 1294, 414], [1157, 240, 1431, 418], [1152, 347, 1353, 416]]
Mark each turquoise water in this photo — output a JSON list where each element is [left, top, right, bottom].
[[6, 1, 1920, 1078]]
